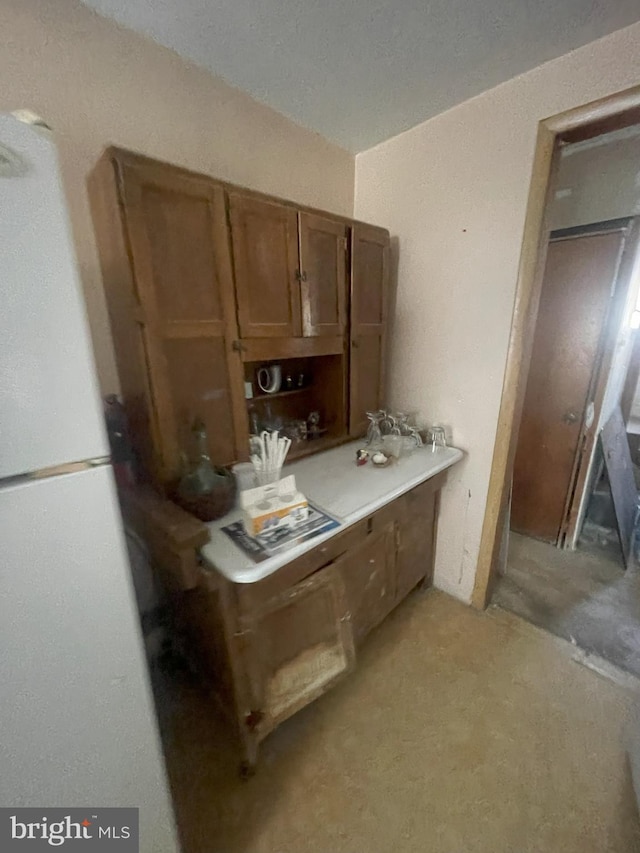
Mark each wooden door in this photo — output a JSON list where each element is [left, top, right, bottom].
[[117, 160, 248, 483], [241, 565, 355, 737], [335, 523, 395, 645], [349, 223, 390, 437], [228, 193, 301, 338], [298, 212, 347, 336], [511, 229, 627, 543]]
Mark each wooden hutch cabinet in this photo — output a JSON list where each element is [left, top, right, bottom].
[[89, 148, 390, 488], [86, 147, 448, 774]]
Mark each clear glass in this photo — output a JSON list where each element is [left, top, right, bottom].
[[407, 426, 423, 448], [365, 411, 384, 448], [379, 409, 395, 435], [394, 412, 410, 435], [383, 434, 403, 459], [256, 468, 282, 486], [427, 425, 447, 453], [400, 437, 413, 455]]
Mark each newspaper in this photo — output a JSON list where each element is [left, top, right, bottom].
[[221, 502, 340, 563]]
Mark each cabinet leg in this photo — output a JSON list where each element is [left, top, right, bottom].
[[416, 574, 432, 593], [238, 730, 259, 780]]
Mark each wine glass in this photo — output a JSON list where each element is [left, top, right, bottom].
[[365, 411, 384, 448]]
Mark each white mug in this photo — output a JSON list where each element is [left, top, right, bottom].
[[257, 364, 282, 394]]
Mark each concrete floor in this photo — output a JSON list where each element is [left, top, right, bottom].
[[494, 532, 640, 678], [160, 591, 640, 853]]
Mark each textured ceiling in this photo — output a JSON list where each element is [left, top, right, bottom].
[[81, 0, 640, 152]]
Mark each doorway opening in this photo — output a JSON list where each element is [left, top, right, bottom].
[[495, 213, 640, 672], [509, 217, 640, 549], [474, 86, 640, 676]]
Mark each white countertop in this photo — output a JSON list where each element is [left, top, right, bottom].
[[200, 441, 463, 584]]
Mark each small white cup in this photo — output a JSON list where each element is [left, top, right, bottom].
[[257, 365, 282, 394], [232, 462, 256, 492]]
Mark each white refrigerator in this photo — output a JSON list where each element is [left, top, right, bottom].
[[0, 114, 180, 851]]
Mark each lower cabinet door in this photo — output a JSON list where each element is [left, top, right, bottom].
[[395, 485, 437, 603], [335, 523, 396, 645], [242, 564, 355, 737]]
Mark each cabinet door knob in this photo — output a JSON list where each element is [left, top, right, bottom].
[[295, 270, 308, 283], [351, 339, 360, 349]]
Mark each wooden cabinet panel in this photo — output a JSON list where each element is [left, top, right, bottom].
[[239, 335, 344, 362], [395, 484, 437, 602], [115, 159, 248, 481], [180, 583, 240, 723], [349, 223, 390, 437], [229, 193, 301, 338], [130, 183, 224, 323], [241, 565, 355, 736], [350, 334, 383, 437], [298, 212, 347, 337], [351, 223, 388, 327], [119, 485, 209, 592], [88, 156, 160, 484], [335, 522, 395, 645], [162, 337, 238, 473], [234, 519, 368, 619]]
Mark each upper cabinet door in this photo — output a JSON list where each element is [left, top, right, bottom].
[[118, 160, 247, 481], [229, 193, 301, 338], [298, 212, 347, 337], [349, 223, 390, 437]]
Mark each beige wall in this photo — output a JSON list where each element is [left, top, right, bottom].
[[1, 0, 355, 392], [551, 130, 640, 230], [354, 21, 640, 603]]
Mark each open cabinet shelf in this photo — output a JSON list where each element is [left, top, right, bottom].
[[244, 352, 347, 455], [248, 387, 309, 403]]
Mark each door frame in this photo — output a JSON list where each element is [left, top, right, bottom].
[[472, 83, 640, 609]]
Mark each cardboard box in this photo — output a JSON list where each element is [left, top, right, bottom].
[[240, 475, 309, 537]]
